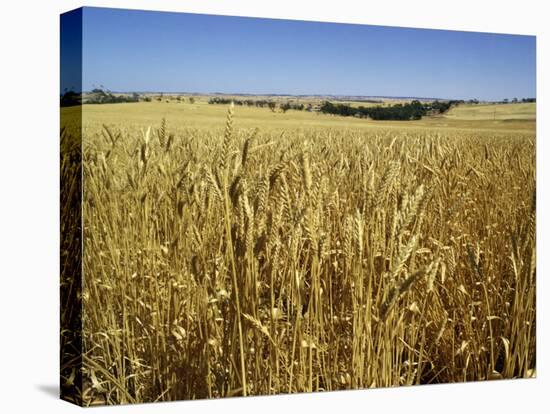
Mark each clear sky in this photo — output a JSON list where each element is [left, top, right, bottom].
[[72, 6, 536, 100]]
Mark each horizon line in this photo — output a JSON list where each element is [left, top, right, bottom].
[[74, 89, 537, 103]]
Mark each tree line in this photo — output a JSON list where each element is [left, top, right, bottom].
[[60, 89, 140, 106], [499, 97, 536, 104], [209, 97, 276, 111], [208, 97, 463, 120], [60, 89, 202, 107], [208, 97, 314, 112], [319, 100, 462, 120], [86, 89, 140, 104]]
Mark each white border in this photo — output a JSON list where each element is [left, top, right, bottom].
[[0, 1, 546, 413]]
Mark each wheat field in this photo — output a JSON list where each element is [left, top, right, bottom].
[[61, 102, 536, 405]]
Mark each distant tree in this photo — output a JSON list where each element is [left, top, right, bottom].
[[189, 97, 195, 104], [512, 97, 518, 103], [60, 90, 81, 107], [84, 87, 142, 105]]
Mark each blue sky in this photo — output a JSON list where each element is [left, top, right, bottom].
[[70, 7, 535, 100]]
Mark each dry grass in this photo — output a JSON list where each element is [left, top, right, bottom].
[[80, 101, 536, 133], [444, 102, 536, 121], [61, 103, 536, 405]]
